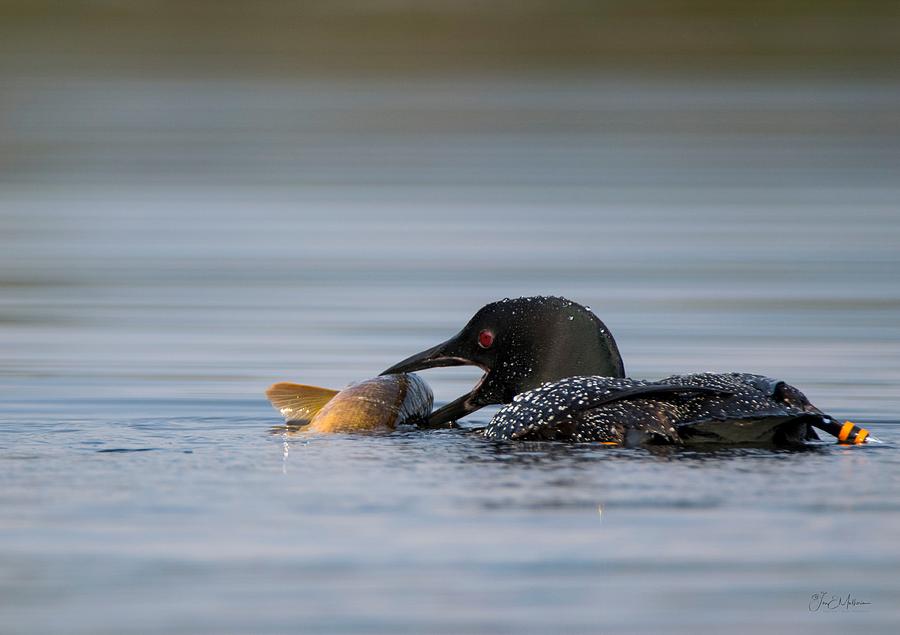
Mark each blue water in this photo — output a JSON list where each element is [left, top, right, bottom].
[[1, 74, 899, 633]]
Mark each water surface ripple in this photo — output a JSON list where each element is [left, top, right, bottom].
[[1, 75, 899, 634]]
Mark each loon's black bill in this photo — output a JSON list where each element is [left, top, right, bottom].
[[380, 338, 471, 375], [381, 337, 488, 426], [423, 391, 481, 427]]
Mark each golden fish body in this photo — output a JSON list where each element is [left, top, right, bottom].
[[266, 373, 433, 433]]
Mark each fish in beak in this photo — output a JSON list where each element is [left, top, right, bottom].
[[381, 333, 492, 427]]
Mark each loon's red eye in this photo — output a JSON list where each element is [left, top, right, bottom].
[[478, 329, 494, 349]]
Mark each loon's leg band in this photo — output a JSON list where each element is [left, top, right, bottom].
[[813, 418, 870, 444]]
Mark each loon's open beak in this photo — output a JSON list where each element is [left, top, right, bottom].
[[381, 336, 488, 426], [381, 337, 471, 374]]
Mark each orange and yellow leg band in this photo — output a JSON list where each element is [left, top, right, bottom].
[[837, 421, 870, 445]]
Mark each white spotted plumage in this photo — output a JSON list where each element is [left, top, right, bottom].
[[483, 372, 819, 444]]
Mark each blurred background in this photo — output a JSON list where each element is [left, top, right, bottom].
[[2, 0, 899, 408], [2, 2, 900, 634]]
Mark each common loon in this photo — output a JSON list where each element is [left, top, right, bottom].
[[381, 296, 872, 446]]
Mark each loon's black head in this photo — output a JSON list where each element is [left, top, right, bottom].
[[381, 296, 625, 426]]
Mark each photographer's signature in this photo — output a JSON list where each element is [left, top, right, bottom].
[[809, 591, 872, 612]]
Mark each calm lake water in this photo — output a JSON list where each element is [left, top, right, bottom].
[[1, 74, 900, 633]]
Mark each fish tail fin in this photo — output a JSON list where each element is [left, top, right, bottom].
[[265, 382, 339, 424]]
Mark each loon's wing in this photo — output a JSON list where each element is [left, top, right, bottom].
[[655, 373, 820, 445], [485, 372, 866, 447], [484, 376, 728, 442]]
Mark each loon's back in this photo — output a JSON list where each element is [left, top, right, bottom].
[[484, 372, 837, 446]]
